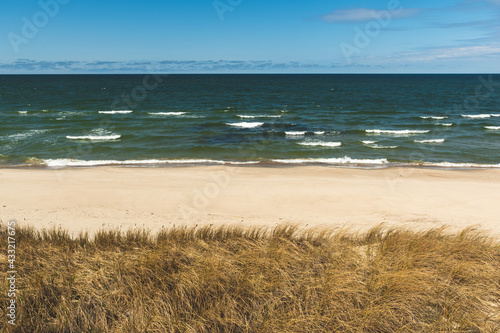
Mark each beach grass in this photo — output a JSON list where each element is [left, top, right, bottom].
[[0, 223, 499, 332]]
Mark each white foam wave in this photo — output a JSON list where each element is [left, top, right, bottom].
[[370, 144, 398, 149], [420, 116, 448, 120], [362, 140, 396, 149], [272, 157, 388, 165], [285, 131, 307, 136], [423, 162, 500, 168], [18, 111, 28, 114], [461, 114, 491, 119], [485, 126, 500, 130], [298, 141, 341, 148], [56, 111, 80, 117], [237, 115, 281, 119], [436, 123, 453, 127], [365, 129, 429, 135], [99, 110, 133, 114], [149, 112, 187, 116], [44, 159, 260, 167], [6, 129, 48, 140], [490, 114, 500, 117], [66, 135, 121, 141], [314, 131, 325, 135], [414, 139, 445, 143], [226, 122, 264, 128]]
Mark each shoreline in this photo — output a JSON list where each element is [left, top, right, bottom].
[[1, 166, 500, 237], [2, 160, 500, 170]]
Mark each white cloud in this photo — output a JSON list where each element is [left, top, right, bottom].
[[393, 45, 500, 62], [322, 8, 420, 23], [0, 59, 334, 73]]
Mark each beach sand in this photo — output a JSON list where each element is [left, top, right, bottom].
[[1, 166, 499, 236]]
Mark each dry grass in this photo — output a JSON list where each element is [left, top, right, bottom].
[[0, 223, 499, 332]]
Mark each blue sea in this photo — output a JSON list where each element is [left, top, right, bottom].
[[1, 74, 499, 168]]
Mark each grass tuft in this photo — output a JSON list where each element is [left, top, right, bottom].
[[0, 223, 499, 332]]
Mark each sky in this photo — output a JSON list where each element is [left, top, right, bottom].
[[0, 0, 499, 73]]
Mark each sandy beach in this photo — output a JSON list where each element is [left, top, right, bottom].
[[1, 166, 500, 236]]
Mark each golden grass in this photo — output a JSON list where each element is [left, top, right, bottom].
[[0, 223, 499, 332]]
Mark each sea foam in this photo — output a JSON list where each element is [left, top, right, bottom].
[[370, 144, 398, 149], [461, 114, 491, 119], [298, 141, 341, 148], [362, 140, 397, 149], [99, 110, 133, 114], [365, 129, 430, 135], [285, 131, 307, 136], [44, 159, 260, 167], [485, 126, 500, 130], [237, 115, 281, 119], [66, 135, 121, 141], [414, 139, 445, 143], [420, 116, 448, 120], [66, 129, 121, 141], [7, 129, 48, 141], [226, 122, 264, 128], [423, 162, 500, 168], [149, 112, 187, 116], [272, 157, 388, 165]]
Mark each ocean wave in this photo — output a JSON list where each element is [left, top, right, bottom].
[[423, 162, 500, 168], [38, 158, 500, 169], [55, 111, 83, 117], [226, 122, 264, 128], [285, 131, 307, 136], [365, 129, 430, 135], [66, 129, 121, 141], [44, 159, 260, 167], [435, 123, 453, 127], [271, 157, 388, 165], [237, 115, 281, 119], [298, 141, 341, 148], [485, 126, 500, 130], [370, 144, 398, 149], [490, 114, 500, 117], [149, 112, 187, 116], [361, 140, 397, 149], [99, 110, 133, 114], [414, 139, 445, 143], [420, 116, 448, 120], [66, 135, 121, 141], [18, 111, 28, 114], [461, 114, 491, 119], [6, 129, 48, 141], [313, 131, 325, 135]]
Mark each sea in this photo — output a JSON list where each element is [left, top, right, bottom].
[[1, 74, 499, 168]]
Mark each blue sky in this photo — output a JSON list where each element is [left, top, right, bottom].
[[0, 0, 499, 73]]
